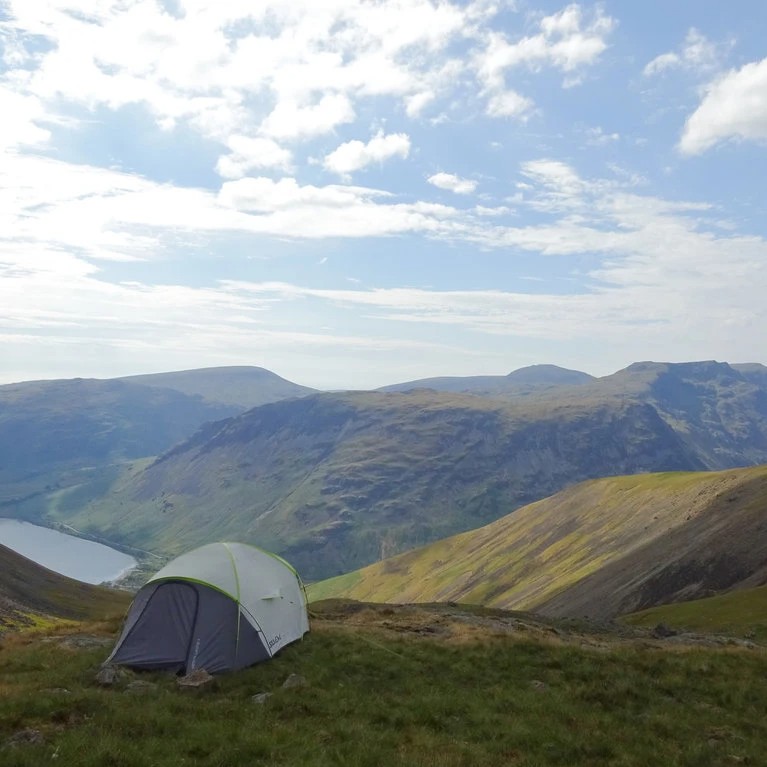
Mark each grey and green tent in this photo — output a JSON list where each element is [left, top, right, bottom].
[[105, 542, 309, 674]]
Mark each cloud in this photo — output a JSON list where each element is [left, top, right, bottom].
[[427, 172, 478, 195], [485, 89, 534, 118], [643, 28, 720, 77], [260, 94, 356, 141], [584, 126, 620, 145], [323, 131, 411, 176], [216, 136, 293, 179], [679, 57, 767, 155], [0, 87, 51, 151], [474, 4, 614, 117], [1, 0, 482, 153]]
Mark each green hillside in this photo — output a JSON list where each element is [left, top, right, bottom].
[[58, 388, 699, 580], [309, 465, 767, 619], [2, 601, 767, 766], [0, 367, 314, 524], [624, 584, 767, 641], [0, 377, 239, 510], [0, 544, 131, 630]]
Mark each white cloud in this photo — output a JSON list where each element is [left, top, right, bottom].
[[585, 126, 620, 145], [474, 4, 614, 118], [260, 94, 356, 141], [644, 28, 720, 77], [216, 136, 293, 179], [1, 0, 486, 150], [679, 57, 767, 155], [485, 89, 534, 119], [0, 87, 50, 151], [427, 172, 478, 195], [323, 131, 411, 176]]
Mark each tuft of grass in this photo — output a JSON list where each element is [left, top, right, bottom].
[[2, 605, 767, 766]]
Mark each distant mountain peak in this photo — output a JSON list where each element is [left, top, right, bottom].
[[505, 364, 594, 385]]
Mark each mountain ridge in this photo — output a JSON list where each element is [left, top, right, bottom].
[[58, 360, 767, 580]]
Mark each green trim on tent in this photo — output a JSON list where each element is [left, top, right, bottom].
[[222, 543, 243, 657]]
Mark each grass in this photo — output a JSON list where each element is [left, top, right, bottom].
[[2, 604, 767, 766], [624, 585, 767, 642]]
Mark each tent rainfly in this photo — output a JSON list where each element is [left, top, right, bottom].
[[105, 542, 309, 674]]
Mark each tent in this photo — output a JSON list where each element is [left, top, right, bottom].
[[105, 542, 309, 674]]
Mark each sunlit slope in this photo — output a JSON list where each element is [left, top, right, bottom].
[[623, 584, 767, 641], [310, 465, 767, 619], [0, 544, 131, 629]]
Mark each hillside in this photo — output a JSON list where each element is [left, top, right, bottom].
[[2, 600, 767, 765], [119, 366, 315, 409], [310, 465, 767, 619], [0, 544, 131, 630], [0, 367, 314, 519], [60, 389, 702, 580], [380, 363, 595, 395], [624, 584, 767, 641], [0, 377, 238, 507]]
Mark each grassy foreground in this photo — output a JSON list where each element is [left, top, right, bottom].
[[2, 602, 767, 766]]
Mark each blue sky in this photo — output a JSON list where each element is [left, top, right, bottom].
[[1, 0, 766, 389]]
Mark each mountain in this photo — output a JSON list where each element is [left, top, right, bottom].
[[0, 367, 314, 514], [118, 365, 316, 409], [733, 362, 767, 388], [61, 359, 767, 581], [0, 544, 131, 630], [309, 465, 767, 619], [579, 361, 767, 468], [380, 364, 594, 395], [0, 377, 239, 508], [11, 359, 767, 582]]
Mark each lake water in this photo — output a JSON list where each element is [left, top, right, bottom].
[[0, 518, 137, 585]]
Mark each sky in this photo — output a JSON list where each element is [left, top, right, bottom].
[[1, 0, 766, 390]]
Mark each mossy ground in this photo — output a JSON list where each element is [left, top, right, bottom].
[[624, 584, 767, 642], [2, 603, 766, 766]]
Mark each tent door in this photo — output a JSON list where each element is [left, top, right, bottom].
[[115, 581, 199, 672]]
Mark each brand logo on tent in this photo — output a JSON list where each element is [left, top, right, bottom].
[[267, 634, 282, 649]]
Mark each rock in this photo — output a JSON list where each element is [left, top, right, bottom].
[[652, 623, 677, 638], [282, 673, 308, 689], [96, 665, 118, 686], [177, 669, 215, 688], [59, 635, 113, 649], [251, 692, 273, 704], [5, 729, 44, 748], [125, 680, 157, 695]]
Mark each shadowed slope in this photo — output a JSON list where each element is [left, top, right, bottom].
[[0, 544, 131, 629]]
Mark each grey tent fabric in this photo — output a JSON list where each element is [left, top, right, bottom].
[[105, 542, 308, 674]]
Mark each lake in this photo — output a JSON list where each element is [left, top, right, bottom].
[[0, 518, 137, 585]]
